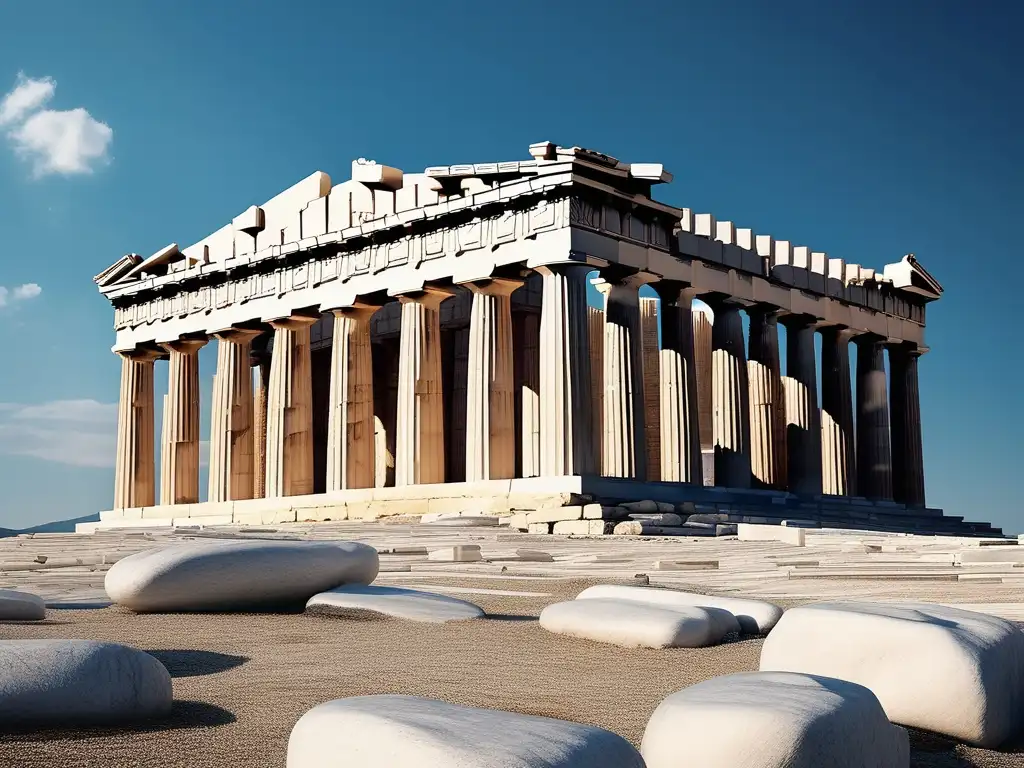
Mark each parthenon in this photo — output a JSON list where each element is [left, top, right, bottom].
[[93, 141, 992, 535]]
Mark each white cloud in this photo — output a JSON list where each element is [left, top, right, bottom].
[[0, 282, 42, 308], [0, 73, 55, 127], [0, 399, 117, 468], [1, 72, 112, 177]]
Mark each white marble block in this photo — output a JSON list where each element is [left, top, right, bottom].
[[306, 585, 484, 623], [105, 540, 379, 612], [0, 589, 46, 620], [0, 640, 173, 725], [287, 695, 644, 767], [759, 601, 1024, 747], [641, 672, 908, 768], [539, 598, 717, 649], [426, 545, 482, 562], [576, 584, 782, 634]]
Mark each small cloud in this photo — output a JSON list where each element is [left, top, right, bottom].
[[1, 72, 112, 177], [0, 399, 117, 468], [0, 73, 55, 127], [0, 282, 42, 309]]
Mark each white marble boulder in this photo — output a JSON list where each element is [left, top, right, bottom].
[[0, 640, 173, 725], [0, 589, 46, 620], [641, 672, 908, 768], [287, 695, 644, 767], [105, 540, 379, 612], [577, 584, 781, 634], [306, 585, 484, 623], [540, 598, 719, 649], [759, 601, 1024, 747]]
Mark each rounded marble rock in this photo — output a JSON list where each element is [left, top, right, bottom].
[[0, 589, 46, 621], [539, 598, 717, 649], [306, 585, 484, 623]]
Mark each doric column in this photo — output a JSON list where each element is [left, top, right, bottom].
[[747, 307, 785, 489], [513, 311, 541, 478], [855, 334, 893, 501], [655, 284, 702, 484], [208, 329, 260, 503], [692, 309, 714, 452], [158, 338, 207, 505], [707, 298, 751, 488], [782, 316, 822, 495], [889, 342, 926, 506], [820, 326, 856, 496], [265, 316, 317, 498], [251, 349, 271, 498], [595, 276, 646, 479], [395, 288, 450, 486], [325, 305, 377, 491], [537, 263, 595, 476], [640, 296, 661, 481], [113, 349, 160, 510], [464, 279, 520, 482], [587, 305, 605, 471]]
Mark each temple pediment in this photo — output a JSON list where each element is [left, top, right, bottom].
[[882, 254, 943, 301]]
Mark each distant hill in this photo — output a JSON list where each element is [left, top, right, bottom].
[[0, 514, 99, 537]]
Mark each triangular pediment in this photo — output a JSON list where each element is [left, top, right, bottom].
[[883, 254, 943, 301]]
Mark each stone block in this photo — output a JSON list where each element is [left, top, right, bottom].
[[715, 524, 739, 536], [0, 589, 46, 620], [760, 602, 1024, 747], [628, 512, 683, 527], [654, 561, 719, 571], [613, 521, 643, 536], [738, 523, 805, 547], [508, 513, 529, 531], [427, 545, 482, 563], [172, 515, 233, 527], [619, 500, 659, 513], [526, 506, 583, 524], [552, 520, 608, 536], [187, 501, 236, 518], [540, 598, 719, 649], [233, 508, 298, 525], [528, 523, 552, 535], [782, 519, 820, 528]]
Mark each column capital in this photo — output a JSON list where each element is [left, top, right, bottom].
[[651, 280, 697, 306], [853, 331, 887, 346], [595, 268, 659, 292], [887, 339, 923, 357], [211, 327, 263, 344], [268, 314, 319, 331], [778, 312, 818, 330], [329, 302, 380, 320], [819, 325, 858, 343], [115, 347, 162, 363], [159, 337, 208, 355], [463, 277, 523, 297], [395, 285, 455, 309]]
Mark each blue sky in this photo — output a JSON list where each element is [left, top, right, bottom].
[[0, 1, 1019, 531]]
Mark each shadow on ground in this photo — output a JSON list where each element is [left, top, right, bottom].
[[147, 649, 249, 677], [1, 701, 235, 742]]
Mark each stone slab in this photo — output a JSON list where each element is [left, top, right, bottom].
[[426, 545, 482, 563], [306, 585, 484, 623], [540, 598, 718, 649], [738, 523, 805, 547]]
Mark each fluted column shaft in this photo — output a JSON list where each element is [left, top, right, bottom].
[[890, 343, 925, 505], [538, 264, 595, 476], [464, 279, 520, 481], [208, 329, 259, 503], [159, 338, 207, 505], [596, 278, 647, 479], [747, 307, 785, 489], [693, 311, 714, 452], [820, 327, 856, 496], [265, 316, 317, 498], [113, 350, 159, 509], [639, 296, 661, 481], [587, 305, 605, 471], [708, 299, 751, 488], [513, 311, 541, 478], [656, 285, 702, 484], [252, 353, 271, 498], [395, 289, 450, 486], [326, 306, 377, 491], [855, 334, 893, 500], [783, 317, 822, 495]]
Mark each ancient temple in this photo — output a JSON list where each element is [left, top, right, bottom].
[[92, 141, 997, 535]]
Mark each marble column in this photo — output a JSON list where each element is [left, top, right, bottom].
[[889, 342, 926, 506], [855, 334, 893, 501], [597, 277, 646, 479], [587, 305, 605, 472], [693, 310, 714, 452], [640, 296, 661, 481], [820, 326, 856, 496], [538, 264, 595, 477], [747, 307, 785, 489], [395, 288, 450, 486], [113, 349, 160, 510], [707, 298, 751, 488], [159, 338, 207, 505], [783, 316, 822, 495], [465, 279, 520, 482], [655, 284, 702, 484], [513, 311, 541, 478], [265, 316, 317, 498], [251, 350, 271, 499], [208, 329, 260, 503], [325, 306, 377, 491]]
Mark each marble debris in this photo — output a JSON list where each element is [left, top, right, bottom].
[[306, 585, 484, 623], [641, 672, 908, 768], [286, 694, 644, 767], [104, 540, 379, 611]]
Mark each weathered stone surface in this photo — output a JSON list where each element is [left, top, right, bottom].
[[306, 585, 484, 623], [526, 506, 584, 524], [552, 520, 608, 536], [528, 522, 551, 535], [738, 523, 805, 546], [0, 640, 173, 725], [715, 524, 739, 536], [760, 602, 1024, 747], [540, 598, 718, 649], [641, 672, 908, 768], [577, 584, 782, 634], [628, 512, 683, 527], [423, 515, 499, 528], [105, 540, 379, 611], [287, 695, 644, 767], [0, 589, 46, 620], [613, 521, 643, 536], [426, 545, 482, 563], [619, 500, 659, 513]]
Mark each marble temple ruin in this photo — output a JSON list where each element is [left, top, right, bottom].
[[92, 141, 997, 536]]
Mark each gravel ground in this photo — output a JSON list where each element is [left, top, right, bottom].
[[1, 576, 1023, 767]]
